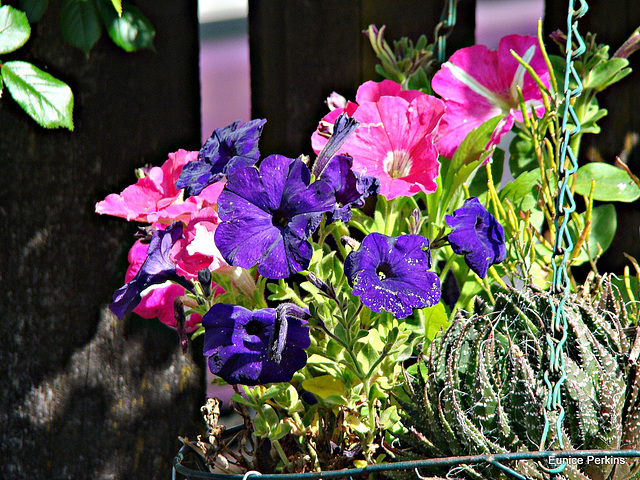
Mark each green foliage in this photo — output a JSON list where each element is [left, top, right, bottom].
[[0, 5, 74, 129], [61, 0, 102, 55], [96, 0, 155, 53], [18, 0, 50, 23], [0, 5, 30, 53], [1, 60, 74, 129], [575, 163, 640, 202]]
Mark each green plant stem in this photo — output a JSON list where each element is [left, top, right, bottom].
[[272, 437, 293, 470], [383, 197, 400, 236]]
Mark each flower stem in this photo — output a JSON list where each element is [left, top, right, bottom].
[[272, 437, 293, 470]]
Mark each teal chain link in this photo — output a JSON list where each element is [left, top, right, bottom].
[[540, 0, 589, 469], [434, 0, 459, 63]]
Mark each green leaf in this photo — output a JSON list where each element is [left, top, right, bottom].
[[468, 148, 504, 198], [499, 169, 542, 212], [18, 0, 50, 23], [575, 162, 640, 202], [60, 0, 102, 55], [230, 393, 257, 409], [584, 57, 630, 91], [97, 0, 154, 52], [443, 115, 504, 193], [570, 204, 617, 264], [302, 375, 347, 399], [1, 61, 74, 130], [422, 302, 449, 342], [508, 133, 537, 178], [0, 5, 31, 54]]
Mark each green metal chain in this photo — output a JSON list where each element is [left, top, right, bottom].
[[434, 0, 459, 63], [540, 0, 589, 470]]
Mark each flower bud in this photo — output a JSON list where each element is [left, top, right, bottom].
[[614, 27, 640, 59], [198, 268, 212, 297]]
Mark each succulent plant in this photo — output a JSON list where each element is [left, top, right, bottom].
[[396, 278, 640, 479]]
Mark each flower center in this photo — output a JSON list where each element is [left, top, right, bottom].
[[272, 210, 290, 229], [376, 262, 394, 281], [245, 320, 264, 336], [383, 150, 413, 178]]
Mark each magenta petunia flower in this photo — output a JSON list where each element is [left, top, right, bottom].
[[95, 149, 225, 224], [431, 34, 550, 158], [311, 80, 444, 200]]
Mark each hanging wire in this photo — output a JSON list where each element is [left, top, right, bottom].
[[539, 0, 589, 470], [434, 0, 459, 62]]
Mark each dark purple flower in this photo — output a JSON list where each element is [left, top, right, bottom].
[[110, 222, 194, 319], [176, 119, 266, 196], [202, 303, 310, 385], [319, 154, 380, 222], [344, 233, 441, 319], [214, 154, 335, 279], [445, 196, 506, 278]]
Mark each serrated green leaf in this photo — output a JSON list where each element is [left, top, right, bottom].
[[18, 0, 49, 23], [0, 5, 31, 54], [60, 0, 102, 55], [97, 0, 154, 52], [2, 61, 74, 130], [575, 162, 640, 202]]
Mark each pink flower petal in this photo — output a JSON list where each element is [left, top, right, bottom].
[[95, 149, 202, 223], [432, 34, 549, 158]]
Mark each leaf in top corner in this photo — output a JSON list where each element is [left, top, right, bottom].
[[1, 61, 74, 130], [18, 0, 50, 23], [0, 5, 31, 54], [97, 0, 154, 53], [60, 0, 102, 55]]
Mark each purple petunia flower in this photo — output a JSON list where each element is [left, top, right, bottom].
[[445, 196, 507, 278], [344, 233, 441, 319], [202, 303, 310, 385], [176, 119, 266, 196], [214, 154, 335, 279], [110, 222, 194, 319], [318, 154, 380, 223]]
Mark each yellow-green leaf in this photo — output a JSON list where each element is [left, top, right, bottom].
[[302, 375, 347, 399]]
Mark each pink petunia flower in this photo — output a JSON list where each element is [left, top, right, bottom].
[[431, 34, 550, 158], [312, 80, 445, 200], [95, 149, 225, 224], [172, 204, 228, 279]]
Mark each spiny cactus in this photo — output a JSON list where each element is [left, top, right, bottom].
[[396, 278, 640, 480]]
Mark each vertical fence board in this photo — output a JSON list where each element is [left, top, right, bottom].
[[0, 1, 204, 478], [249, 0, 476, 158]]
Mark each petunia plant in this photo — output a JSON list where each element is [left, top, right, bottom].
[[96, 19, 640, 476]]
